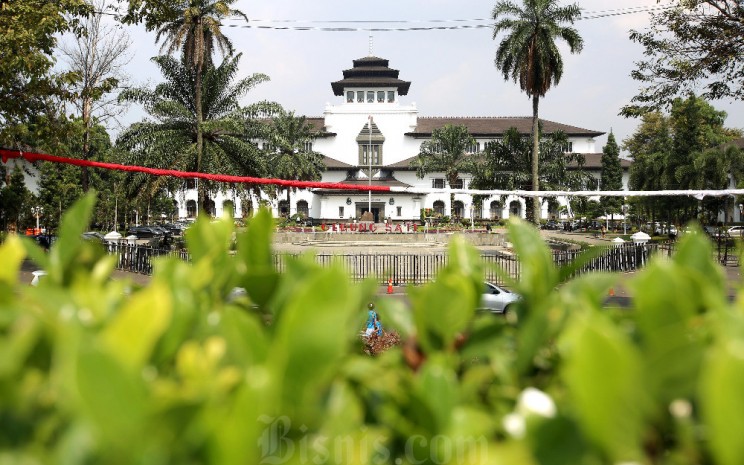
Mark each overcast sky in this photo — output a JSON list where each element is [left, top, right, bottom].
[[112, 0, 743, 154]]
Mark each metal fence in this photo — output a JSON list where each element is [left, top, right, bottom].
[[108, 241, 676, 286]]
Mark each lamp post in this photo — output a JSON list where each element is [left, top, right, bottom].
[[622, 204, 628, 235], [368, 115, 373, 216], [31, 206, 43, 231]]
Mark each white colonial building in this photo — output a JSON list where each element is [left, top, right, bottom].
[[175, 55, 630, 222]]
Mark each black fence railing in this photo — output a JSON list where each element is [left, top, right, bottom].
[[108, 241, 679, 286]]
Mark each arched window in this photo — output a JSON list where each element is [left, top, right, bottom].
[[186, 200, 197, 218], [433, 200, 445, 216], [278, 200, 289, 217], [223, 200, 235, 217], [205, 199, 216, 218], [296, 200, 309, 218], [490, 201, 502, 220], [509, 200, 522, 218]]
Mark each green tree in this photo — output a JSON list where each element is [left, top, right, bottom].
[[623, 112, 671, 224], [600, 132, 623, 219], [412, 125, 475, 218], [149, 0, 247, 213], [265, 111, 325, 214], [624, 97, 741, 225], [622, 0, 744, 116], [470, 127, 592, 222], [491, 0, 583, 223], [0, 0, 91, 144], [0, 166, 31, 232], [117, 54, 275, 215]]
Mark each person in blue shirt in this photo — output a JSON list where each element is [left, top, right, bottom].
[[365, 302, 383, 337]]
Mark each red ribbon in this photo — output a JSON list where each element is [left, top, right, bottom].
[[0, 148, 392, 193]]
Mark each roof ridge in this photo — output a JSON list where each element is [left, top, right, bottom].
[[417, 116, 532, 119]]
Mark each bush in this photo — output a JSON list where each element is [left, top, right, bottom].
[[1, 192, 743, 464]]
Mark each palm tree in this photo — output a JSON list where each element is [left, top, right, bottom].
[[265, 111, 325, 216], [492, 0, 583, 223], [117, 54, 276, 213], [412, 124, 475, 218], [470, 127, 592, 218], [155, 0, 247, 212]]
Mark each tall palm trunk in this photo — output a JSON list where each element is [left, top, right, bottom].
[[531, 94, 540, 223], [195, 60, 205, 215]]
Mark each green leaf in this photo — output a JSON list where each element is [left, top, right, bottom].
[[700, 332, 744, 465], [269, 263, 359, 423], [408, 273, 477, 353], [530, 416, 587, 465], [235, 208, 280, 308], [560, 311, 647, 462], [0, 236, 25, 300], [414, 355, 459, 432], [101, 283, 172, 371], [75, 348, 147, 449]]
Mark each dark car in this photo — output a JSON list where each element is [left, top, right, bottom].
[[162, 223, 185, 235], [127, 226, 164, 239], [543, 220, 559, 230]]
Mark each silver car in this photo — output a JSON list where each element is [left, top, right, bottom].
[[479, 282, 521, 314]]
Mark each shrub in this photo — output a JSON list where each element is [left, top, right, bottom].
[[1, 192, 743, 464]]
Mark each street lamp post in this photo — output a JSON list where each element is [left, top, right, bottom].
[[368, 115, 373, 216], [622, 204, 628, 235], [31, 206, 43, 231]]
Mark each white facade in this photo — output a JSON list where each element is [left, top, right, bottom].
[[175, 55, 620, 223]]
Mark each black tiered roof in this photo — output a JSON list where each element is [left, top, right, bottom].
[[331, 56, 411, 96]]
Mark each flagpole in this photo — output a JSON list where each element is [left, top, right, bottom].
[[368, 115, 373, 215]]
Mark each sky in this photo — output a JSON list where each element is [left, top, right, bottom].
[[109, 0, 743, 155]]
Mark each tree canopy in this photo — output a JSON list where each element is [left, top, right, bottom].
[[117, 53, 277, 212], [622, 0, 744, 116], [623, 95, 742, 224], [412, 124, 475, 218], [0, 0, 92, 144], [265, 111, 325, 209], [599, 132, 623, 215], [469, 127, 592, 219]]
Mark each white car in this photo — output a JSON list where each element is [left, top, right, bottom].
[[728, 226, 744, 237], [479, 282, 521, 314]]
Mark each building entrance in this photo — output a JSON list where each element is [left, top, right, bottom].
[[357, 202, 385, 222]]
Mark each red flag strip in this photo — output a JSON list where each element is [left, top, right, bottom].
[[0, 148, 392, 193]]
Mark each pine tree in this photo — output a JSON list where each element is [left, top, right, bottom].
[[600, 132, 623, 220]]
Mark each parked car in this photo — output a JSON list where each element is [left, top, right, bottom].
[[81, 231, 105, 242], [704, 226, 729, 239], [479, 282, 521, 314], [126, 226, 165, 239], [654, 223, 677, 236], [543, 220, 560, 230], [728, 226, 744, 237]]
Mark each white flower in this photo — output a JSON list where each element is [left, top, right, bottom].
[[669, 399, 692, 419], [517, 387, 557, 418], [502, 413, 526, 438]]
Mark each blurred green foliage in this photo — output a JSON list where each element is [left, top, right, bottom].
[[1, 193, 743, 464]]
